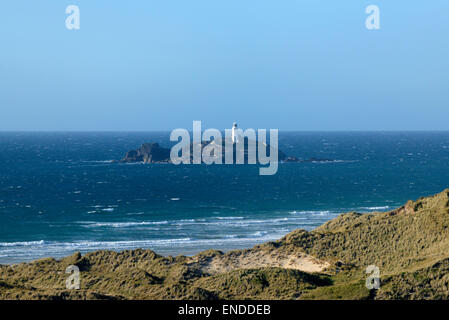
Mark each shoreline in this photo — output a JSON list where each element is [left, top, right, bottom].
[[0, 207, 389, 265], [0, 228, 302, 265], [0, 239, 278, 266]]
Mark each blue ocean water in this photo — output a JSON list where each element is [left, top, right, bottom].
[[0, 132, 448, 264]]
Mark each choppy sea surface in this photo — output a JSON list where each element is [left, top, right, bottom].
[[0, 132, 448, 264]]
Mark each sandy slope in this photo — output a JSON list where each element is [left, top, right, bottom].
[[197, 249, 329, 274]]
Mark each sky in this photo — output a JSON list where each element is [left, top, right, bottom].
[[0, 1, 448, 131]]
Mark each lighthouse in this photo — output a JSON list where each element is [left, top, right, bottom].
[[231, 122, 239, 144]]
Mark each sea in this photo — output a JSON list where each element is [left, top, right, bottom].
[[0, 131, 448, 264]]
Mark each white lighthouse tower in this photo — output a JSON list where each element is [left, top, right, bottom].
[[231, 122, 239, 144]]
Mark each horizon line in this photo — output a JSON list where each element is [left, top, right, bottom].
[[1, 130, 449, 133]]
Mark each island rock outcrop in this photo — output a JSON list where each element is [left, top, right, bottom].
[[118, 143, 171, 164], [117, 141, 338, 164]]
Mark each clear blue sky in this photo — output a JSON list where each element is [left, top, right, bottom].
[[1, 1, 448, 131]]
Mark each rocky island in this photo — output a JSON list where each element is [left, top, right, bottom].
[[117, 139, 287, 164], [117, 143, 171, 164], [2, 189, 449, 300], [117, 141, 335, 164]]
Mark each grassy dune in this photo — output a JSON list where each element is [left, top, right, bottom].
[[1, 189, 449, 300]]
